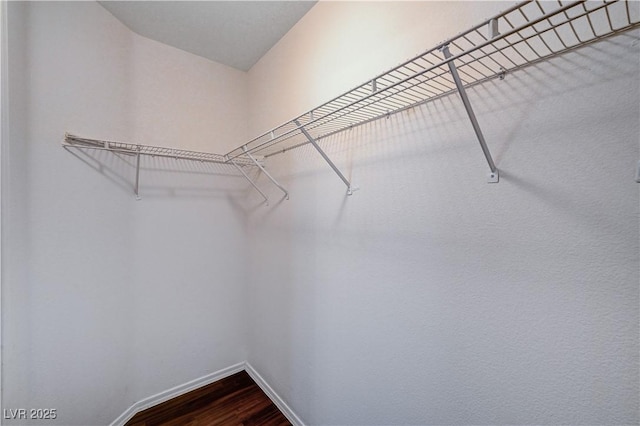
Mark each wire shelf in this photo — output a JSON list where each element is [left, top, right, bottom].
[[225, 0, 640, 161], [65, 1, 639, 199], [63, 134, 255, 166]]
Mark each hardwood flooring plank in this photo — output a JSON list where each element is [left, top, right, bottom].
[[125, 371, 291, 426]]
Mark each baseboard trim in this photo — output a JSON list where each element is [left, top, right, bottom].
[[245, 362, 305, 426], [110, 362, 245, 426], [110, 361, 305, 426]]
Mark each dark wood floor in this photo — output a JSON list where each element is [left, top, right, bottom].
[[125, 370, 291, 426]]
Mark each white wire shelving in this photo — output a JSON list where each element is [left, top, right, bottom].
[[65, 0, 640, 200], [63, 133, 258, 201], [63, 134, 247, 165], [225, 0, 640, 194]]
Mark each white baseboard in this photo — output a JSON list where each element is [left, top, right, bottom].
[[110, 362, 245, 426], [110, 361, 305, 426], [245, 362, 305, 426]]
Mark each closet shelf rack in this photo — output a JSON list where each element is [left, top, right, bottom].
[[224, 0, 640, 194], [63, 134, 256, 165], [63, 133, 258, 200], [65, 1, 639, 201]]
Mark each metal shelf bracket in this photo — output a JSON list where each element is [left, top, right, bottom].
[[242, 146, 289, 200], [134, 146, 142, 200], [228, 157, 269, 205], [440, 44, 499, 184], [293, 119, 356, 195]]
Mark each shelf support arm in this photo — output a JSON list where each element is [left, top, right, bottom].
[[134, 146, 142, 200], [242, 146, 289, 200], [293, 119, 356, 195], [229, 158, 269, 205], [441, 44, 499, 183]]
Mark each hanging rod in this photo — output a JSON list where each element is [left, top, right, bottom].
[[224, 0, 640, 183]]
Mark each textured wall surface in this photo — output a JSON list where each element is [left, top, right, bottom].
[[2, 2, 249, 424], [246, 2, 640, 425], [247, 1, 511, 137], [3, 3, 135, 424], [3, 1, 639, 425]]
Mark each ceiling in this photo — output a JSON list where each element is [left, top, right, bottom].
[[99, 1, 317, 72]]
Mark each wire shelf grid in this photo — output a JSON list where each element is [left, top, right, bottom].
[[225, 0, 640, 161], [63, 134, 255, 167]]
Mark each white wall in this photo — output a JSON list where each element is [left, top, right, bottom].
[[126, 24, 249, 402], [246, 2, 639, 425], [3, 3, 135, 424], [2, 2, 249, 424], [3, 1, 639, 425], [3, 0, 33, 419], [129, 33, 248, 153], [248, 1, 509, 136]]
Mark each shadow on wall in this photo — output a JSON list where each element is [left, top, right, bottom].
[[244, 31, 640, 425]]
